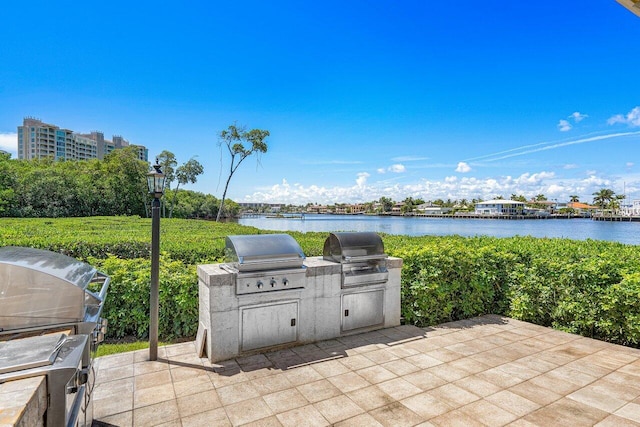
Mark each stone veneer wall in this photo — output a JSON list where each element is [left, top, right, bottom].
[[0, 376, 47, 426]]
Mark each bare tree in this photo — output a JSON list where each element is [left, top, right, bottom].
[[216, 124, 269, 221]]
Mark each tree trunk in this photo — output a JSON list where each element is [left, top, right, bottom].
[[216, 174, 234, 222], [169, 183, 181, 218]]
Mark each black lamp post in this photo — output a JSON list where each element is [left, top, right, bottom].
[[147, 160, 165, 361]]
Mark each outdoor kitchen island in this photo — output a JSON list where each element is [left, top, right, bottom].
[[198, 233, 402, 362]]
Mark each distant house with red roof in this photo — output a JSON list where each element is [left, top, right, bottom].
[[567, 202, 598, 215]]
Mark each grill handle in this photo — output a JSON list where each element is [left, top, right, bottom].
[[343, 254, 388, 262], [96, 273, 111, 301]]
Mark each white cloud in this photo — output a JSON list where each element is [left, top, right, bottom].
[[389, 164, 405, 173], [563, 164, 578, 170], [0, 133, 17, 154], [356, 172, 369, 187], [546, 184, 564, 195], [455, 162, 471, 173], [627, 162, 635, 168], [608, 115, 625, 125], [608, 106, 640, 127], [514, 171, 555, 185], [558, 120, 572, 132], [240, 168, 636, 206], [377, 164, 406, 174], [581, 175, 610, 187], [569, 112, 588, 122]]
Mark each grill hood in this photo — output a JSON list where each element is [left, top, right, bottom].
[[323, 232, 388, 287], [0, 246, 109, 334], [323, 232, 386, 263], [224, 234, 305, 272]]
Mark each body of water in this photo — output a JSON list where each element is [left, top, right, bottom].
[[238, 214, 640, 245]]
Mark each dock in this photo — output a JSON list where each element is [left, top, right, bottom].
[[592, 215, 640, 222]]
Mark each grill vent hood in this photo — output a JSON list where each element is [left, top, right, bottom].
[[224, 234, 305, 272], [323, 232, 386, 262], [0, 246, 109, 334], [323, 232, 388, 288]]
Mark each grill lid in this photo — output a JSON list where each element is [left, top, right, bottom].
[[0, 247, 110, 333], [225, 234, 305, 272], [0, 246, 97, 290], [323, 232, 386, 263]]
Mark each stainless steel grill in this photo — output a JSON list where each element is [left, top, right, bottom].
[[0, 333, 91, 427], [0, 246, 109, 349], [222, 234, 307, 295], [323, 232, 388, 288], [0, 246, 110, 427]]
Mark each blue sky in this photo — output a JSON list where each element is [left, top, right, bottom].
[[1, 1, 640, 205]]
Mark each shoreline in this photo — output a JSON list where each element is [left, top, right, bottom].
[[240, 212, 640, 222]]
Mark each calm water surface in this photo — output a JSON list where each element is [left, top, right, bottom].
[[238, 214, 640, 245]]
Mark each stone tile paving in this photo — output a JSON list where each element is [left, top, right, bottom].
[[92, 315, 640, 426]]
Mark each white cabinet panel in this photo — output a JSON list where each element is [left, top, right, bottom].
[[241, 301, 298, 351], [342, 289, 384, 332]]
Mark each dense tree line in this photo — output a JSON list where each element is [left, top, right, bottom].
[[0, 149, 238, 219]]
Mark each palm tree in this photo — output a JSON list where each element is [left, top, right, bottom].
[[592, 188, 616, 209], [609, 194, 626, 212], [570, 195, 579, 203]]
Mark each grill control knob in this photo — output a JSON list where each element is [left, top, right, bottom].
[[282, 278, 289, 286], [270, 278, 277, 287], [256, 281, 263, 289]]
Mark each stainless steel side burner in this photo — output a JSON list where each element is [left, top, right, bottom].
[[222, 234, 307, 295], [323, 232, 388, 288], [0, 333, 91, 427]]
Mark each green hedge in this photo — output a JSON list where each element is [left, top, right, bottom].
[[0, 217, 327, 264], [2, 217, 640, 347], [88, 255, 198, 339], [394, 236, 640, 347]]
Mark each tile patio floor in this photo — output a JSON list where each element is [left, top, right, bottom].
[[92, 315, 640, 426]]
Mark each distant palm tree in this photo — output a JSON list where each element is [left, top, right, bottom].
[[609, 195, 626, 211], [592, 188, 616, 209], [570, 195, 579, 203]]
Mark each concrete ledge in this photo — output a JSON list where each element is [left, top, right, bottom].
[[0, 376, 47, 427]]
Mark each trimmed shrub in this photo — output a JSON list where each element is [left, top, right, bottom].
[[89, 255, 198, 340]]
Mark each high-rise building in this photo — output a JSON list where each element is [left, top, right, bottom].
[[17, 117, 148, 162]]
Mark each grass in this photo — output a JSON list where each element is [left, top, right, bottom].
[[95, 341, 170, 357]]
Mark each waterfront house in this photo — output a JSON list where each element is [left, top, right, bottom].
[[567, 201, 598, 216], [475, 200, 525, 215], [415, 203, 452, 215], [306, 205, 329, 214], [391, 202, 405, 214], [528, 199, 558, 213], [620, 199, 640, 216], [350, 204, 366, 214]]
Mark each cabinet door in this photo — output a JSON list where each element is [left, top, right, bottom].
[[241, 301, 298, 351], [342, 290, 384, 332]]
